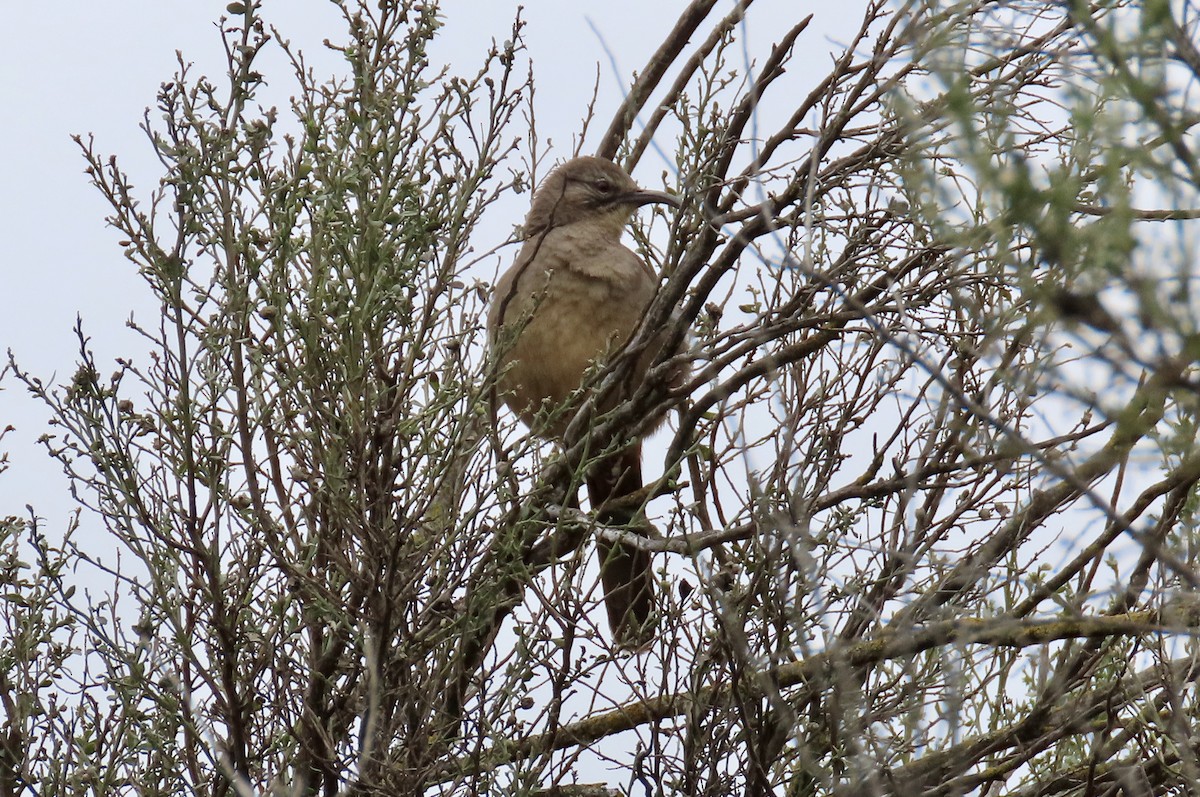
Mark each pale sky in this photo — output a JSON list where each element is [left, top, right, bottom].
[[2, 4, 1147, 787], [0, 0, 863, 534]]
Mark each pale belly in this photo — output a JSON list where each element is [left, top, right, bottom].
[[497, 273, 648, 435]]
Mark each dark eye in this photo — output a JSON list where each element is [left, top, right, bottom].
[[594, 178, 613, 194]]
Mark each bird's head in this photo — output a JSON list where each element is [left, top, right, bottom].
[[524, 156, 678, 238]]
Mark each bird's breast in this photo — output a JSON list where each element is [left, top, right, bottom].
[[491, 242, 656, 436]]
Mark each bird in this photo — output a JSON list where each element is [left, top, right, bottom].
[[487, 156, 680, 649]]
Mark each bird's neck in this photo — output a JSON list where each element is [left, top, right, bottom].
[[527, 207, 632, 243], [583, 208, 634, 242]]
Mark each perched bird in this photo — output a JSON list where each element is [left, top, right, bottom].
[[487, 156, 679, 648]]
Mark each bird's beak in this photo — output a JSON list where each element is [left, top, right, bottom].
[[618, 189, 681, 209]]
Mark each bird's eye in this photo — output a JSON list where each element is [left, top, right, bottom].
[[594, 178, 613, 194]]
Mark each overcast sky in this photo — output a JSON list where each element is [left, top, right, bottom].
[[0, 1, 863, 534]]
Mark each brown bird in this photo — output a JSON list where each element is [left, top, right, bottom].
[[487, 156, 679, 649]]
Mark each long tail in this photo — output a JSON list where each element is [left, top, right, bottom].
[[587, 444, 655, 649]]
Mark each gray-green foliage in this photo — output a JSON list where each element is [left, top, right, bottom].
[[14, 2, 533, 793], [11, 0, 1200, 795]]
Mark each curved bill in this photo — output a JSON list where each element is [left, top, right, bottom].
[[618, 188, 682, 209]]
